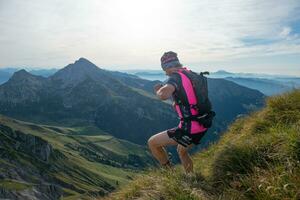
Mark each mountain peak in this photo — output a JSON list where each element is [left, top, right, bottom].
[[214, 70, 233, 75], [72, 57, 98, 69], [15, 69, 30, 75], [3, 69, 45, 101], [50, 58, 104, 86], [10, 69, 33, 81], [77, 57, 91, 63]]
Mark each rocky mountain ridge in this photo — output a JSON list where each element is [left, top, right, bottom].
[[0, 58, 265, 145]]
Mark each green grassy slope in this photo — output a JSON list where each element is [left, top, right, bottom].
[[0, 116, 154, 199], [108, 90, 300, 200]]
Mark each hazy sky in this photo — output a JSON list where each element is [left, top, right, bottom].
[[0, 0, 300, 75]]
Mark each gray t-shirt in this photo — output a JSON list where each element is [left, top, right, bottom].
[[165, 73, 180, 93]]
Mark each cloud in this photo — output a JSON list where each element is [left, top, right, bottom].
[[279, 27, 292, 38], [0, 0, 299, 72], [173, 0, 300, 61]]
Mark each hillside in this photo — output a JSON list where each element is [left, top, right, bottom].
[[0, 115, 154, 199], [108, 89, 300, 200]]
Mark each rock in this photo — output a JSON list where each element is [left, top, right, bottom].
[[0, 184, 62, 200], [0, 124, 53, 162]]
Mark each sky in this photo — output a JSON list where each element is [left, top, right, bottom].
[[0, 0, 300, 75]]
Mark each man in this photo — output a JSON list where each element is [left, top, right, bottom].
[[148, 51, 208, 174]]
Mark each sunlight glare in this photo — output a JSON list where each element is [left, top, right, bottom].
[[102, 0, 178, 43]]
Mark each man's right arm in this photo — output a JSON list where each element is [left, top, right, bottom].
[[156, 84, 175, 100]]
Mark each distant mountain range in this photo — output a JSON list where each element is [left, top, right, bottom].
[[210, 69, 299, 79], [129, 69, 300, 96], [208, 70, 300, 96], [224, 77, 291, 96], [2, 67, 299, 96], [0, 59, 264, 146]]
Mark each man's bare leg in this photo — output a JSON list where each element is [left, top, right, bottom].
[[177, 144, 194, 173], [148, 131, 177, 166]]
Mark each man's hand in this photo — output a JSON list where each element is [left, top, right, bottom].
[[156, 84, 175, 100], [154, 83, 163, 93]]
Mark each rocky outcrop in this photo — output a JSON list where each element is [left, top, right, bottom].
[[0, 124, 62, 199], [0, 124, 52, 162], [0, 184, 62, 200]]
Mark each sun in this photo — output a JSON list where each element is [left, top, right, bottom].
[[101, 0, 178, 42]]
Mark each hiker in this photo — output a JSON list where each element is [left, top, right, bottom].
[[148, 51, 214, 174]]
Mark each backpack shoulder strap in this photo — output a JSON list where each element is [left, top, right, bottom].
[[175, 68, 198, 106]]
